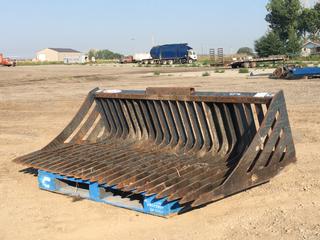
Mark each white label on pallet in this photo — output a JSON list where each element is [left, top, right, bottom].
[[41, 176, 51, 189]]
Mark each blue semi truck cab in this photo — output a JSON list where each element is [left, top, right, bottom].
[[143, 43, 197, 64]]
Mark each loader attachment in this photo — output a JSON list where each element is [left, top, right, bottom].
[[14, 87, 296, 215]]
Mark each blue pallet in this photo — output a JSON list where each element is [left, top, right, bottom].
[[38, 170, 184, 217], [291, 67, 320, 77]]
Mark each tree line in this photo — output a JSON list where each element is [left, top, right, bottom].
[[88, 49, 123, 60], [254, 0, 320, 57]]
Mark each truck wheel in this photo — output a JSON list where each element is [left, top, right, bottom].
[[168, 60, 173, 65], [242, 62, 249, 68], [162, 60, 167, 65], [188, 59, 193, 64], [144, 60, 149, 65], [150, 60, 154, 64], [249, 62, 256, 68]]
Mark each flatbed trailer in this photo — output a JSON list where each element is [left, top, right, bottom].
[[230, 56, 286, 68]]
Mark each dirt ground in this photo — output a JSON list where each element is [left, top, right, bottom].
[[0, 64, 319, 240]]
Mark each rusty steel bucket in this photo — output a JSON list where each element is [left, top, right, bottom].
[[14, 87, 296, 209]]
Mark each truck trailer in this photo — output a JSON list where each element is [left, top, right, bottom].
[[230, 55, 286, 68], [0, 53, 16, 67], [143, 43, 197, 64], [119, 55, 134, 64], [133, 53, 152, 63]]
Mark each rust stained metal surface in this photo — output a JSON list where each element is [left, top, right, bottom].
[[145, 87, 195, 96], [13, 87, 296, 207]]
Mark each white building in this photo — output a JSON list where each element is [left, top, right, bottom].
[[36, 48, 86, 62], [301, 41, 320, 57]]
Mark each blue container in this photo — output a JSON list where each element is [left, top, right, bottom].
[[291, 67, 320, 77], [150, 43, 192, 60]]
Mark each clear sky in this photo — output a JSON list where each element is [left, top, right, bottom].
[[1, 0, 272, 58]]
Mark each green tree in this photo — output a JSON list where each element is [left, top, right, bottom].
[[88, 49, 97, 59], [265, 0, 302, 41], [314, 2, 320, 12], [87, 49, 123, 60], [286, 26, 302, 56], [237, 47, 255, 56], [255, 0, 303, 57], [255, 31, 286, 57], [298, 8, 320, 41], [96, 49, 122, 59], [313, 3, 320, 40]]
